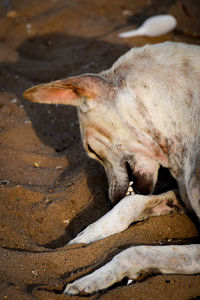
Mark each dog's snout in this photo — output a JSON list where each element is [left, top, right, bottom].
[[107, 161, 130, 206]]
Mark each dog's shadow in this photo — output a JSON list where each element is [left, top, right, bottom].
[[42, 166, 179, 249], [0, 33, 130, 248]]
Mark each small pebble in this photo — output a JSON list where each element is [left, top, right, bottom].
[[26, 23, 33, 34], [6, 10, 18, 19], [36, 217, 43, 223], [63, 219, 70, 224], [34, 162, 39, 168], [55, 165, 63, 170], [26, 23, 31, 30], [122, 9, 132, 16], [0, 180, 9, 185], [32, 269, 38, 276]]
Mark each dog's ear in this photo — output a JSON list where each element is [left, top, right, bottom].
[[23, 74, 113, 112]]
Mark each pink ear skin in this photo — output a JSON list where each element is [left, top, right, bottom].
[[23, 81, 93, 107], [23, 83, 83, 106], [23, 74, 112, 107]]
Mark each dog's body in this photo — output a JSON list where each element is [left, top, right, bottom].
[[24, 42, 200, 295]]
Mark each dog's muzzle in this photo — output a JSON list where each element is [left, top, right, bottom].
[[107, 160, 135, 206]]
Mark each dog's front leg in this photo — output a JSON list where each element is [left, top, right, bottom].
[[68, 190, 183, 245], [64, 244, 200, 295]]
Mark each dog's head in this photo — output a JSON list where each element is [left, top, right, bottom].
[[24, 74, 159, 205]]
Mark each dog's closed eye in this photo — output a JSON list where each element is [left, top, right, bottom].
[[87, 144, 103, 161]]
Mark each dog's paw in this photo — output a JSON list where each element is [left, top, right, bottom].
[[63, 282, 83, 295], [68, 195, 138, 245], [67, 213, 123, 244], [63, 266, 119, 295], [67, 211, 121, 245], [63, 270, 111, 295], [67, 222, 104, 245], [63, 246, 140, 295], [67, 211, 127, 245], [63, 278, 97, 295]]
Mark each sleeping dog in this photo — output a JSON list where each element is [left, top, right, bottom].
[[24, 42, 200, 295]]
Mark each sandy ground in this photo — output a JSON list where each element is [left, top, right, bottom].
[[0, 0, 200, 299]]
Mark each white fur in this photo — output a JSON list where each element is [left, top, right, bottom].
[[64, 244, 200, 295], [68, 191, 180, 245]]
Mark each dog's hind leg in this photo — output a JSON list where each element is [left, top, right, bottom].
[[64, 244, 200, 295], [68, 190, 184, 245]]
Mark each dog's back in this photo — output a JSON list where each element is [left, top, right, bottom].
[[102, 42, 200, 134]]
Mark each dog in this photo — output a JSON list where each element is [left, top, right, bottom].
[[24, 42, 200, 295]]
